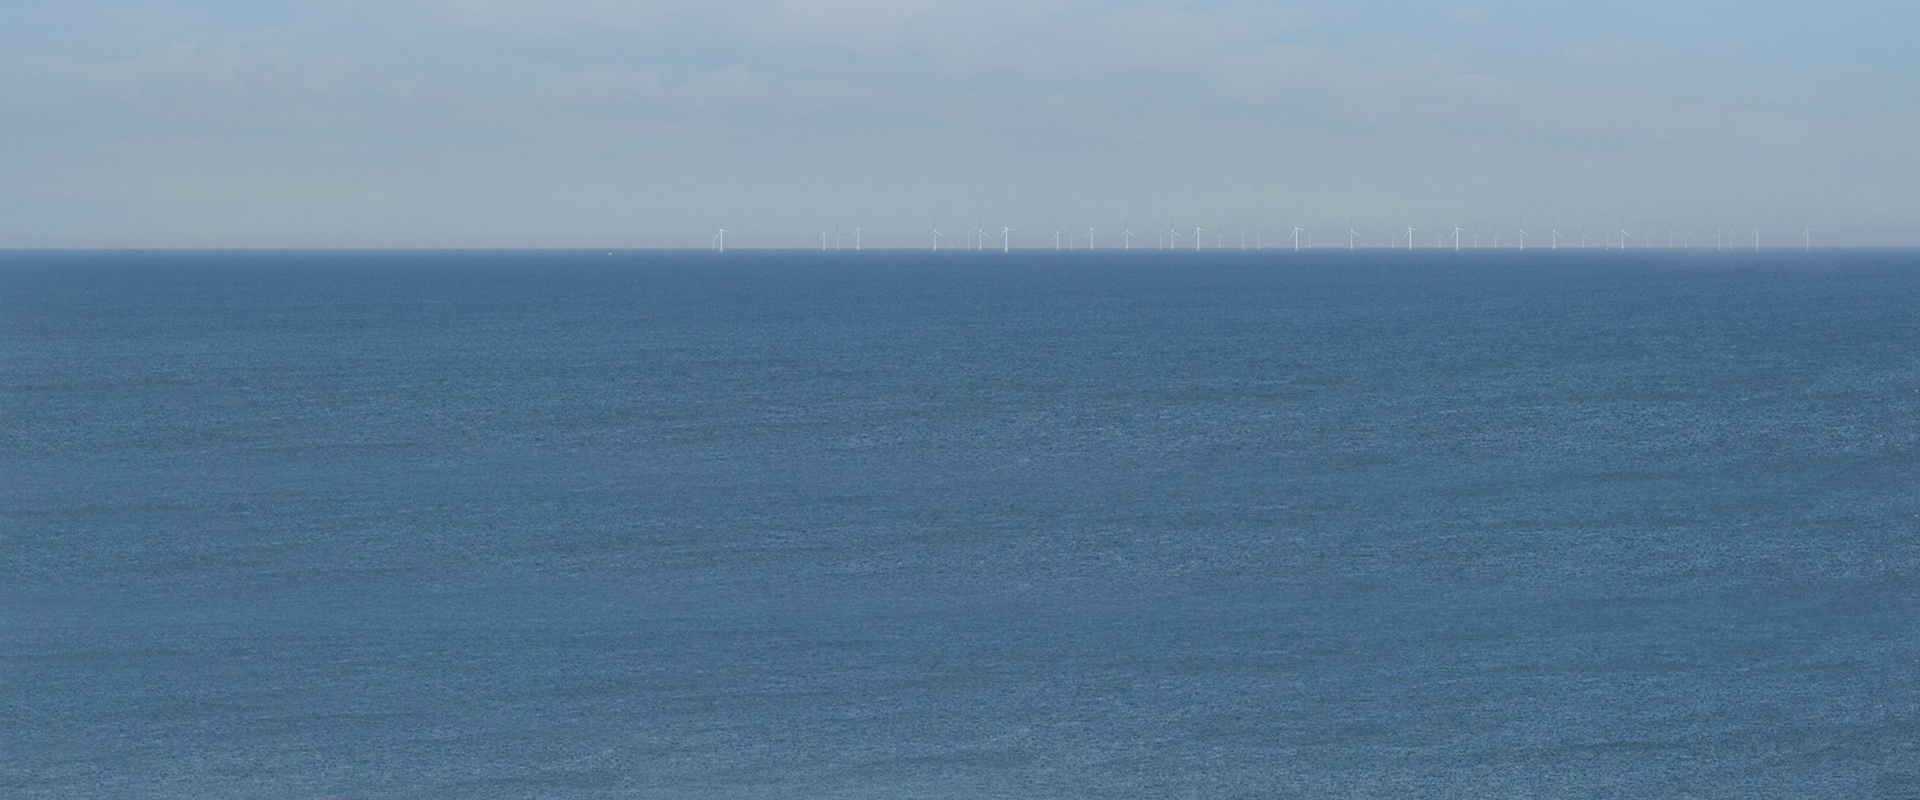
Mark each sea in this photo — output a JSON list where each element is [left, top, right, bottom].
[[3, 249, 1916, 799]]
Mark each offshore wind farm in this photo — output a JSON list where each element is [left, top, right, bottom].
[[704, 219, 1832, 251]]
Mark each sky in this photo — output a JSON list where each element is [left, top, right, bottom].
[[2, 0, 1915, 248]]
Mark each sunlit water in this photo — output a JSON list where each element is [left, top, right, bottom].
[[4, 249, 1917, 798]]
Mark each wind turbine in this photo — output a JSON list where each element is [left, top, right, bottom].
[[855, 227, 862, 251], [1405, 227, 1416, 251], [1804, 227, 1811, 251], [1168, 229, 1182, 250], [834, 232, 844, 251], [715, 228, 727, 253], [932, 229, 943, 250], [1124, 229, 1136, 250], [1292, 226, 1303, 252], [1193, 227, 1204, 251], [1054, 230, 1062, 250], [1683, 230, 1692, 250], [821, 231, 827, 251], [1069, 231, 1079, 249], [1240, 230, 1247, 251], [1516, 225, 1528, 252], [1089, 227, 1096, 249], [1474, 232, 1481, 249], [1549, 229, 1562, 250], [1618, 228, 1631, 250], [1753, 227, 1759, 251], [1002, 227, 1013, 253], [1347, 227, 1359, 250]]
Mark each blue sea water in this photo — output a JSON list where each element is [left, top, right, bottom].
[[2, 249, 1917, 799]]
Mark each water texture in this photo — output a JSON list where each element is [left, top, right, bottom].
[[3, 249, 1917, 798]]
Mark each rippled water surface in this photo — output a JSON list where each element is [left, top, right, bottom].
[[4, 249, 1917, 798]]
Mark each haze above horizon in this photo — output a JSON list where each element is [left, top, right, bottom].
[[2, 1, 1915, 248]]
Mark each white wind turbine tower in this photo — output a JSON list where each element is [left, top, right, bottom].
[[821, 231, 827, 251], [1240, 230, 1247, 251], [1217, 232, 1224, 249], [1193, 227, 1205, 251], [1069, 231, 1079, 249], [716, 228, 728, 253], [855, 228, 862, 251], [1292, 227, 1303, 252], [1516, 225, 1528, 252], [1405, 227, 1416, 251], [1167, 229, 1181, 250], [1804, 227, 1811, 251], [834, 232, 844, 251], [1550, 229, 1562, 250], [1089, 227, 1096, 249], [1683, 230, 1692, 250], [1618, 228, 1631, 250], [1002, 227, 1014, 253], [1124, 229, 1135, 250], [1347, 227, 1359, 250], [1452, 227, 1463, 251], [1054, 230, 1062, 250], [1753, 227, 1760, 251], [931, 229, 943, 250]]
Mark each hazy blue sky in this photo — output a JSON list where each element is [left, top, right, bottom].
[[3, 0, 1915, 247]]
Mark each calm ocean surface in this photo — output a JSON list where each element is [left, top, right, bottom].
[[3, 249, 1917, 798]]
